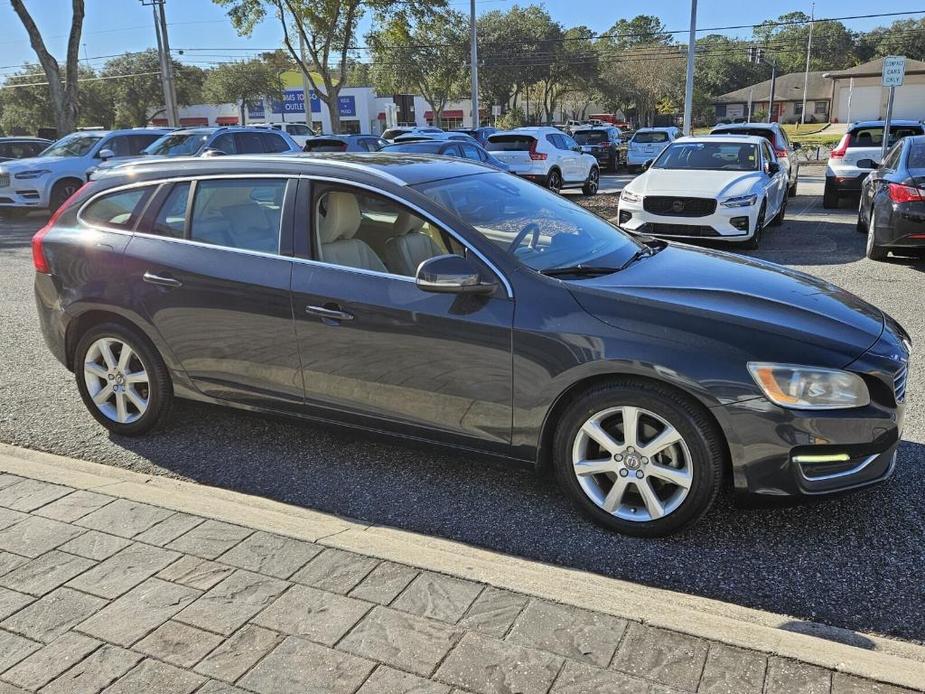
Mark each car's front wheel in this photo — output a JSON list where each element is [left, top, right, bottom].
[[553, 381, 723, 537], [49, 178, 83, 212], [743, 201, 766, 250], [74, 323, 173, 436], [546, 169, 562, 193]]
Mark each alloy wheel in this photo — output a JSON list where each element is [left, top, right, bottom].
[[867, 210, 876, 256], [83, 337, 150, 424], [547, 170, 562, 193], [587, 168, 599, 194], [571, 405, 693, 522]]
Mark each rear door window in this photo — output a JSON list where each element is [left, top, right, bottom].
[[234, 132, 267, 154], [210, 133, 237, 154], [459, 143, 484, 161], [103, 136, 137, 157], [189, 179, 287, 254], [81, 187, 153, 230], [259, 132, 290, 153], [151, 182, 190, 238]]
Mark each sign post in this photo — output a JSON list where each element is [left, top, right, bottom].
[[881, 56, 906, 161]]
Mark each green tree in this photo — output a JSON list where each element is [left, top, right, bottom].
[[604, 15, 671, 49], [100, 50, 205, 127], [858, 18, 925, 62], [753, 12, 856, 74], [367, 10, 469, 127], [202, 59, 284, 124], [9, 0, 85, 134], [694, 35, 769, 98], [214, 0, 445, 133]]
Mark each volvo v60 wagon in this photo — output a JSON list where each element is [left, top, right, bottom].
[[33, 153, 909, 536]]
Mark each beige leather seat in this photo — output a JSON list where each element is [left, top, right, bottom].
[[317, 192, 387, 272], [383, 211, 444, 276]]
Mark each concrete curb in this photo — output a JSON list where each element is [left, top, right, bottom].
[[1, 442, 923, 691]]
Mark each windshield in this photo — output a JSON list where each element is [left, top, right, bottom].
[[631, 131, 669, 144], [574, 131, 609, 144], [414, 172, 640, 272], [653, 141, 759, 171], [39, 133, 102, 157], [143, 133, 210, 156]]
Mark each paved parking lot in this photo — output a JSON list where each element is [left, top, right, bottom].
[[1, 166, 924, 645]]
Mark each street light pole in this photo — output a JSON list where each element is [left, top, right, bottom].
[[142, 0, 179, 127], [470, 0, 479, 128], [682, 0, 698, 135], [800, 1, 815, 125]]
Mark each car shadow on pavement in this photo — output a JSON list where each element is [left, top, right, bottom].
[[778, 620, 876, 650], [109, 399, 925, 644]]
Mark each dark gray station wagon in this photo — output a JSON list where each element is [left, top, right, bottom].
[[33, 153, 909, 536]]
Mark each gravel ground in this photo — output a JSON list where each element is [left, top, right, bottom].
[[1, 165, 924, 644]]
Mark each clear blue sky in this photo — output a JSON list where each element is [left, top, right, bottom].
[[0, 0, 921, 79]]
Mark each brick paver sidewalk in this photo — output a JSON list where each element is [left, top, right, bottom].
[[0, 470, 917, 694]]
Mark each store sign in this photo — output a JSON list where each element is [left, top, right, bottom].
[[270, 88, 322, 114], [338, 95, 356, 117], [882, 56, 906, 87], [247, 100, 266, 119]]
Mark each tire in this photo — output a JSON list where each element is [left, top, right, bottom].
[[582, 167, 599, 196], [546, 168, 562, 194], [74, 322, 173, 436], [49, 178, 82, 212], [865, 208, 888, 261], [856, 203, 868, 234], [552, 380, 724, 537], [743, 201, 766, 250], [822, 180, 839, 209], [788, 177, 798, 197], [609, 155, 618, 173], [770, 195, 786, 226]]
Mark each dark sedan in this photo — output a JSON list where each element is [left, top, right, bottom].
[[572, 127, 626, 172], [32, 153, 909, 537], [857, 134, 925, 261], [382, 139, 510, 171]]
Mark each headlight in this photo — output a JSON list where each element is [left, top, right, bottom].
[[13, 169, 51, 179], [621, 189, 641, 203], [747, 362, 870, 410], [720, 194, 757, 208]]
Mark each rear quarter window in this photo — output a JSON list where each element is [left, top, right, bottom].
[[485, 135, 535, 151], [81, 187, 153, 230]]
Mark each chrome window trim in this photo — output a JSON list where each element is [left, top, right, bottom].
[[302, 174, 514, 299]]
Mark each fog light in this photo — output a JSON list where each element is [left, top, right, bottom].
[[619, 210, 632, 224], [792, 453, 851, 463], [731, 216, 749, 231]]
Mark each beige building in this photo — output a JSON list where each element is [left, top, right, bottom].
[[825, 57, 925, 123], [713, 71, 831, 123]]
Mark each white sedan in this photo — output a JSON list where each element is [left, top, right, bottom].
[[617, 135, 789, 249]]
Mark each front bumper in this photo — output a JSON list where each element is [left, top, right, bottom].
[[0, 181, 49, 209], [716, 324, 909, 497], [618, 196, 755, 241]]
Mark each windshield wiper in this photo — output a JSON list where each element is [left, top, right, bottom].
[[540, 265, 622, 277]]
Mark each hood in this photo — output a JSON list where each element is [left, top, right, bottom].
[[626, 169, 763, 199], [94, 154, 162, 172], [569, 244, 884, 369], [0, 155, 70, 171]]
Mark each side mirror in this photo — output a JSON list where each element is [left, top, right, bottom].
[[200, 148, 227, 157], [416, 254, 497, 295], [766, 161, 780, 174], [642, 159, 653, 170], [98, 148, 115, 161], [856, 158, 878, 170], [572, 145, 582, 152]]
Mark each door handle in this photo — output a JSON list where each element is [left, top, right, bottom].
[[305, 305, 354, 322], [143, 271, 183, 288]]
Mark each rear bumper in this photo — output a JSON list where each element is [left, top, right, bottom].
[[34, 273, 71, 369], [877, 201, 925, 247], [825, 169, 868, 193], [627, 150, 661, 166]]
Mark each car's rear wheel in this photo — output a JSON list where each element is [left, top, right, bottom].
[[553, 381, 723, 537], [788, 177, 798, 197], [856, 201, 868, 233], [582, 167, 599, 196], [866, 209, 888, 261], [822, 180, 839, 209], [546, 169, 562, 193], [49, 178, 82, 212], [74, 323, 173, 436]]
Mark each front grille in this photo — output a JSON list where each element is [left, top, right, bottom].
[[645, 223, 720, 238], [894, 363, 908, 404], [0, 174, 9, 188], [643, 196, 717, 217]]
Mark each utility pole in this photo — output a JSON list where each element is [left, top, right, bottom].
[[800, 2, 815, 125], [299, 32, 313, 127], [681, 0, 698, 135], [469, 0, 479, 128], [768, 60, 777, 123], [142, 0, 179, 127]]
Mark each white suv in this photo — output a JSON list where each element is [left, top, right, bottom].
[[251, 122, 314, 148], [0, 128, 168, 213], [485, 127, 600, 194]]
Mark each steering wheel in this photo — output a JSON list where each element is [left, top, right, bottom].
[[508, 222, 541, 253]]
